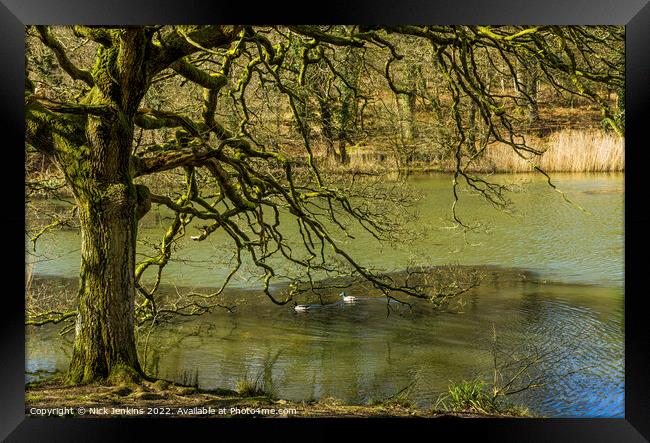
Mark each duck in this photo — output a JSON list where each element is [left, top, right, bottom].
[[339, 291, 357, 303], [190, 226, 209, 241], [294, 301, 311, 312]]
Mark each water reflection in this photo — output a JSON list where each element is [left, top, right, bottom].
[[27, 281, 623, 417]]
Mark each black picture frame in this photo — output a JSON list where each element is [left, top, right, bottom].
[[2, 1, 649, 440]]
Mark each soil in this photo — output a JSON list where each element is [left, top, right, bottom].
[[25, 377, 514, 418]]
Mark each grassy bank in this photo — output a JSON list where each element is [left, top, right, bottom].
[[25, 376, 529, 418]]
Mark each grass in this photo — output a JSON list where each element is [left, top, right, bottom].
[[235, 377, 275, 399], [436, 379, 531, 417]]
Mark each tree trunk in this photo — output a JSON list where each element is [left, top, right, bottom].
[[338, 140, 349, 165], [397, 64, 419, 144], [337, 98, 351, 164], [336, 47, 359, 165], [516, 61, 542, 135], [64, 29, 150, 384], [63, 110, 146, 384], [398, 92, 418, 142], [68, 181, 143, 384], [319, 98, 338, 162], [467, 100, 478, 155], [525, 68, 541, 129]]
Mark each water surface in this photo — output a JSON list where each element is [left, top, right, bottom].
[[26, 173, 624, 417]]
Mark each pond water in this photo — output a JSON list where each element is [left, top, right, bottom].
[[26, 173, 624, 417]]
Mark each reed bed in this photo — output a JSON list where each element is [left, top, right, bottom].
[[342, 129, 624, 174], [481, 129, 624, 173]]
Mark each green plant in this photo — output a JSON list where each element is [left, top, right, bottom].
[[235, 377, 274, 398], [435, 379, 532, 417], [436, 379, 499, 414]]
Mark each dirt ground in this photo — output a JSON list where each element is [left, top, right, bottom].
[[25, 378, 511, 419]]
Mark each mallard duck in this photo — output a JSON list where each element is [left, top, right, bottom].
[[339, 291, 357, 303], [294, 301, 311, 312]]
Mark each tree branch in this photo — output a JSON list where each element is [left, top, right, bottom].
[[27, 95, 114, 117], [149, 25, 242, 74], [35, 26, 94, 87]]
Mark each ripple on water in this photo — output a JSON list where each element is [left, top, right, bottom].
[[27, 280, 624, 417], [489, 293, 623, 417]]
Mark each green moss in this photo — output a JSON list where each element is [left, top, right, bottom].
[[25, 373, 64, 389], [151, 379, 170, 391], [91, 42, 121, 99], [106, 364, 143, 385]]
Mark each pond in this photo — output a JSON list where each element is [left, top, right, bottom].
[[26, 173, 624, 417]]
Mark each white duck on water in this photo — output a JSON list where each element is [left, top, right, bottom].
[[339, 291, 357, 303], [294, 301, 311, 312]]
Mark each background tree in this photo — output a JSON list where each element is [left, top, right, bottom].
[[25, 25, 624, 385]]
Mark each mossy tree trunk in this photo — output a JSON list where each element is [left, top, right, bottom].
[[337, 89, 353, 165], [517, 60, 542, 134], [319, 98, 338, 162], [27, 26, 241, 385], [68, 180, 143, 384], [62, 29, 149, 384], [395, 65, 419, 166], [335, 47, 361, 165], [467, 101, 478, 155], [525, 68, 541, 130]]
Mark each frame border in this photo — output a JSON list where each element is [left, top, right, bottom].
[[3, 1, 649, 440]]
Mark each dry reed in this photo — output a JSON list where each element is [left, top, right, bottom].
[[480, 129, 624, 173], [342, 129, 623, 174]]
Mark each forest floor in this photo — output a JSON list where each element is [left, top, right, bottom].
[[25, 377, 525, 418]]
